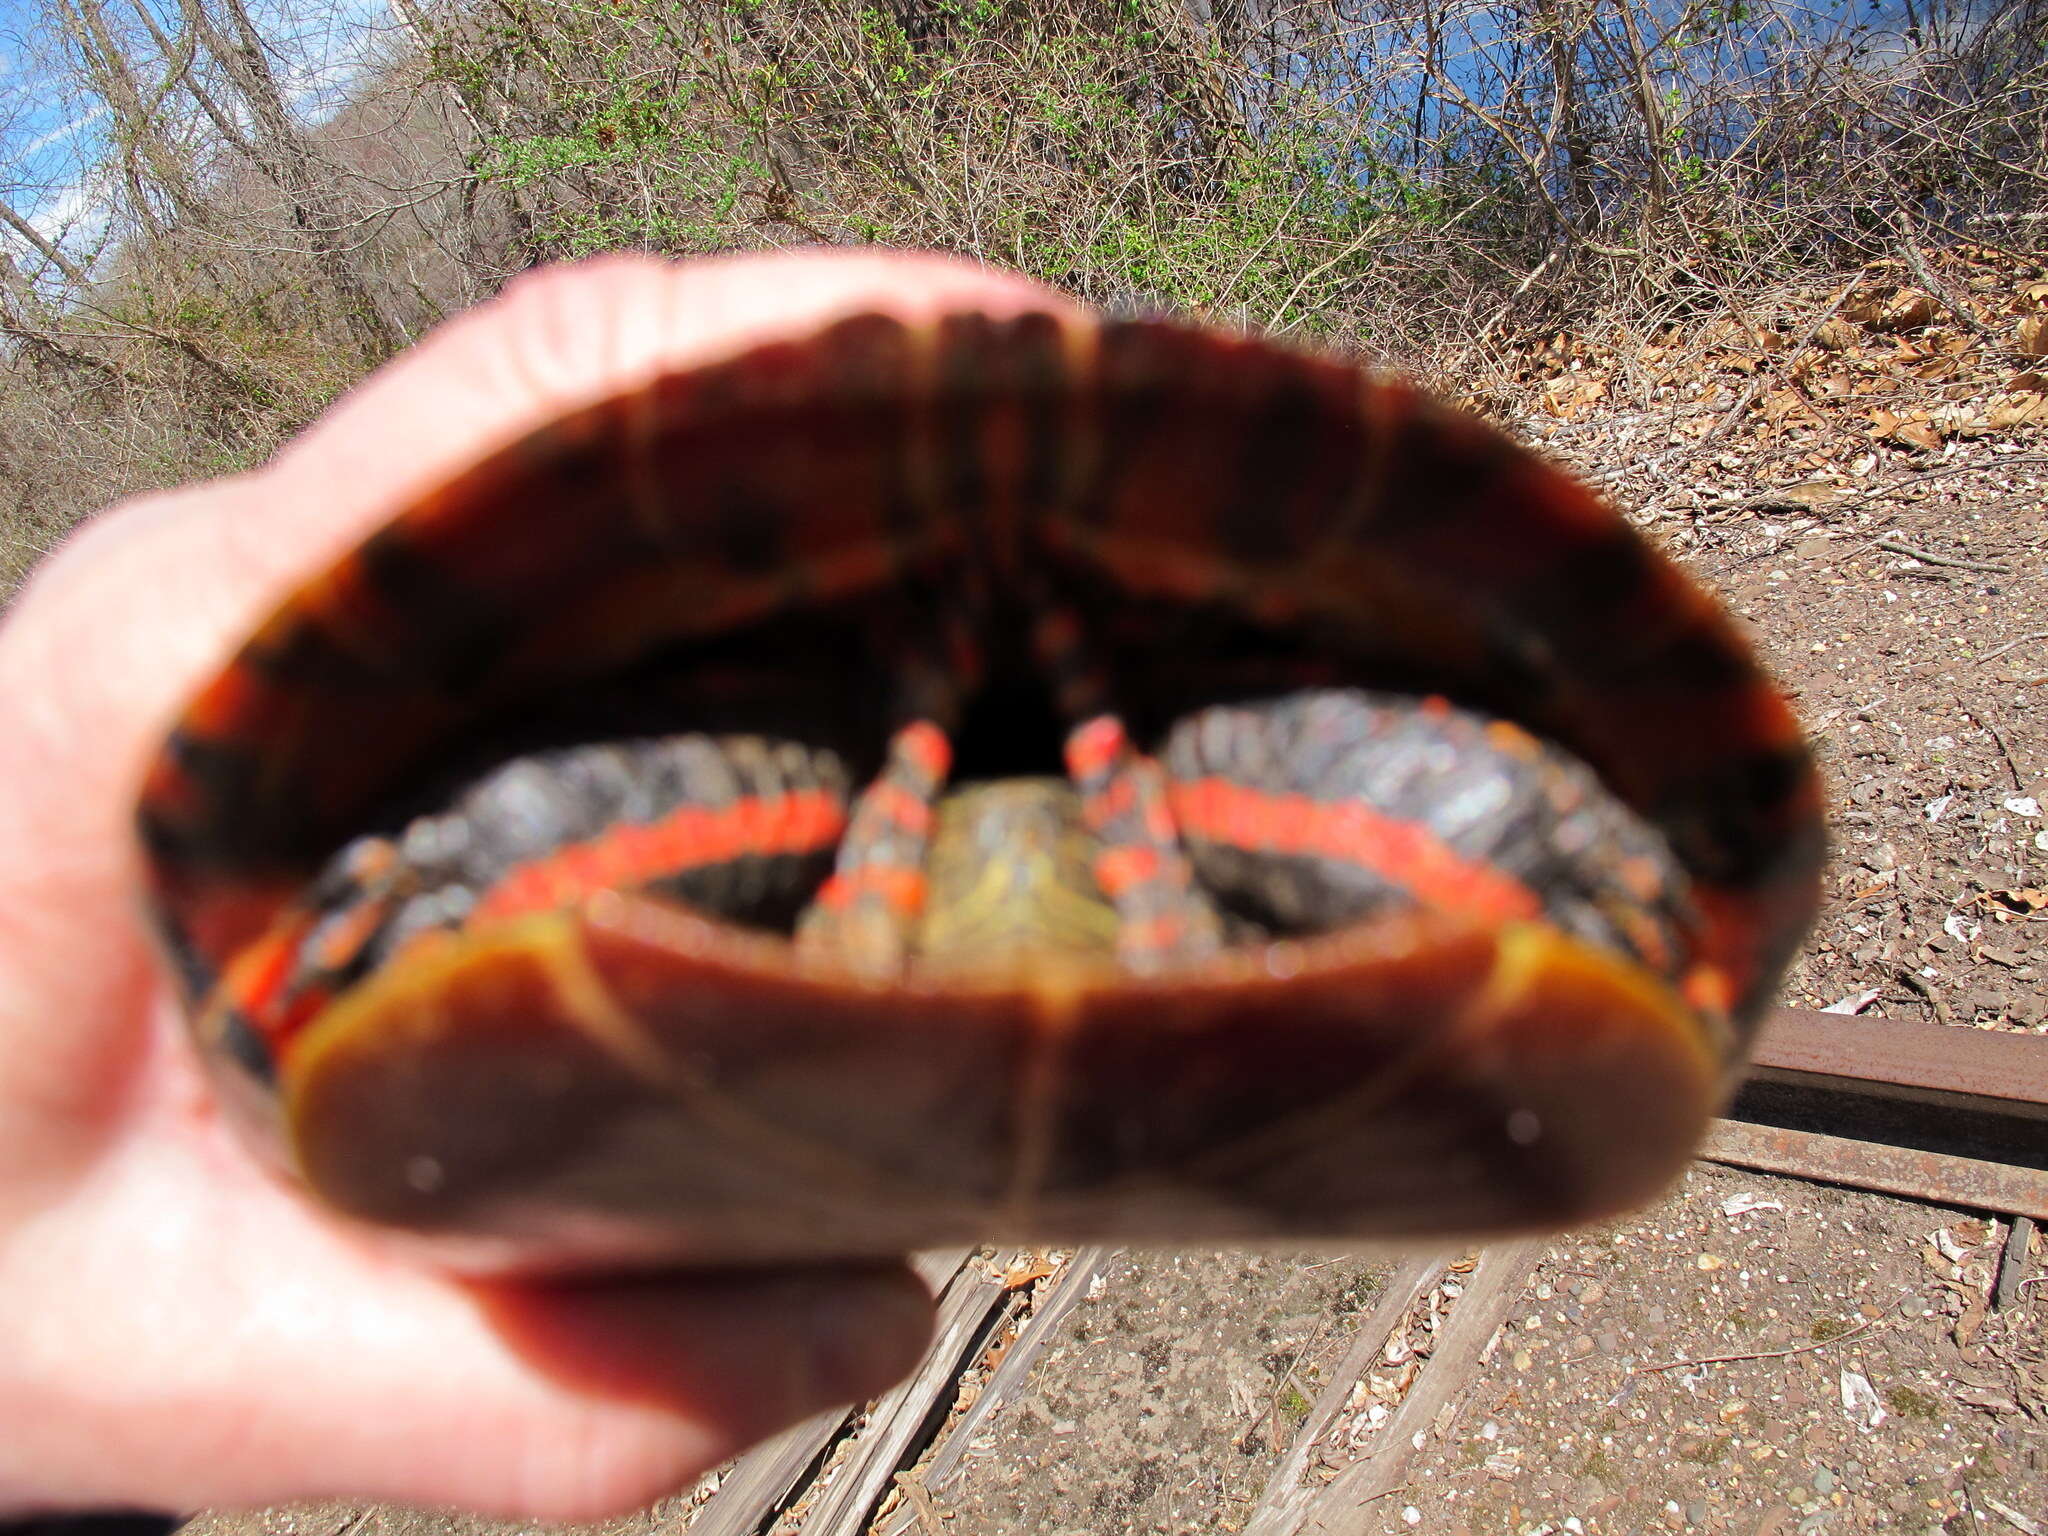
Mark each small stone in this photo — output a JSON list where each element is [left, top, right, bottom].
[[1814, 1468, 1836, 1495], [1401, 1507, 1422, 1527], [1513, 1348, 1534, 1372], [1685, 1501, 1707, 1524], [1697, 1254, 1725, 1271], [1596, 1330, 1621, 1355]]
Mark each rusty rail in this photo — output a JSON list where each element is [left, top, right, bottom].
[[1709, 1007, 2048, 1218]]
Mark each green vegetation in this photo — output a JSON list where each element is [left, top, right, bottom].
[[4, 0, 2045, 594], [1887, 1386, 1943, 1420]]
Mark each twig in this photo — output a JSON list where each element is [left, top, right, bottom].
[[1994, 1217, 2036, 1311], [1977, 631, 2048, 667], [1631, 1315, 1880, 1374], [1897, 228, 2000, 346], [1980, 1494, 2047, 1536], [1897, 965, 1957, 1028], [1697, 278, 1860, 452], [1239, 1314, 1335, 1452], [1967, 699, 2029, 792], [1874, 537, 2013, 574]]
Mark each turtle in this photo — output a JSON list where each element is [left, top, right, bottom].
[[135, 308, 1824, 1271]]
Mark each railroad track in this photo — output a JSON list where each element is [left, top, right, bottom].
[[676, 1008, 2048, 1535], [1717, 1006, 2048, 1221]]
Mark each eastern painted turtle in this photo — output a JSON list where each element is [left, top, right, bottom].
[[136, 309, 1824, 1269]]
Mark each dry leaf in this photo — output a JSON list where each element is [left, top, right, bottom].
[[2017, 314, 2048, 357], [1976, 887, 2048, 915], [1846, 287, 1938, 332], [1892, 419, 1944, 452], [1813, 319, 1860, 352], [1989, 393, 2048, 429], [1002, 1257, 1057, 1290]]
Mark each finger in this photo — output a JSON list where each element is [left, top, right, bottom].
[[0, 1053, 934, 1519]]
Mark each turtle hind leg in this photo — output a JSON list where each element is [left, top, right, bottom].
[[795, 720, 953, 979], [1064, 714, 1225, 974]]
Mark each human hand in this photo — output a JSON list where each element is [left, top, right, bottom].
[[0, 249, 1069, 1519]]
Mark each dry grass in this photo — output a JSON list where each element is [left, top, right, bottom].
[[4, 0, 2046, 595]]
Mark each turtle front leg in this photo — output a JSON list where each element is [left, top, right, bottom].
[[1157, 690, 1695, 981], [795, 720, 953, 978], [1064, 715, 1225, 974]]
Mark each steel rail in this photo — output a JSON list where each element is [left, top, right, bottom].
[[1708, 1007, 2048, 1218]]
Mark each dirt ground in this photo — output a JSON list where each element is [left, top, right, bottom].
[[183, 1171, 2048, 1536], [891, 1169, 2046, 1534], [173, 256, 2048, 1535]]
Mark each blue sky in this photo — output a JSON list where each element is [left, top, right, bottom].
[[1, 0, 391, 268], [0, 0, 1987, 285]]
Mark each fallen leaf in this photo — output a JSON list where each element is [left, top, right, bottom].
[[1840, 1368, 1887, 1432], [1001, 1256, 1057, 1291], [1891, 419, 1944, 452], [2018, 314, 2048, 357], [1813, 319, 1860, 352], [1846, 287, 1938, 332]]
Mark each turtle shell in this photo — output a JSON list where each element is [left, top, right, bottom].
[[136, 310, 1824, 1270]]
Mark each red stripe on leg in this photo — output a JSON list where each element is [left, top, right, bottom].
[[474, 787, 850, 922], [1169, 777, 1543, 924]]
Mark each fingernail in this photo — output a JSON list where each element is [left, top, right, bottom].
[[795, 1268, 934, 1405]]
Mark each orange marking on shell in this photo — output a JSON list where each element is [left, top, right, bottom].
[[217, 913, 340, 1050]]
